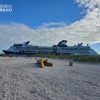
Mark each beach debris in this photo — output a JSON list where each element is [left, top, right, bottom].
[[69, 61, 73, 66], [37, 58, 53, 68]]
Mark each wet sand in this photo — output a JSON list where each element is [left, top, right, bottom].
[[0, 57, 100, 100]]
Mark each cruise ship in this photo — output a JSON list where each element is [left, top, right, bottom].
[[3, 40, 97, 55]]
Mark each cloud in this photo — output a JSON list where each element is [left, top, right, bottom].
[[0, 0, 100, 52], [74, 0, 100, 41]]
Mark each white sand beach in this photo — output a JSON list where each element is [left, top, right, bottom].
[[0, 57, 100, 100]]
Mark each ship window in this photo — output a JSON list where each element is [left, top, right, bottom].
[[13, 44, 22, 47]]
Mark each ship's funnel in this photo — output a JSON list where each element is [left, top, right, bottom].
[[57, 40, 67, 47], [24, 41, 30, 45]]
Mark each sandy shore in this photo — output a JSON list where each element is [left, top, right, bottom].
[[0, 57, 100, 100]]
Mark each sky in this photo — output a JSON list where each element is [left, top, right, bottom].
[[0, 0, 84, 27], [0, 0, 100, 52]]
